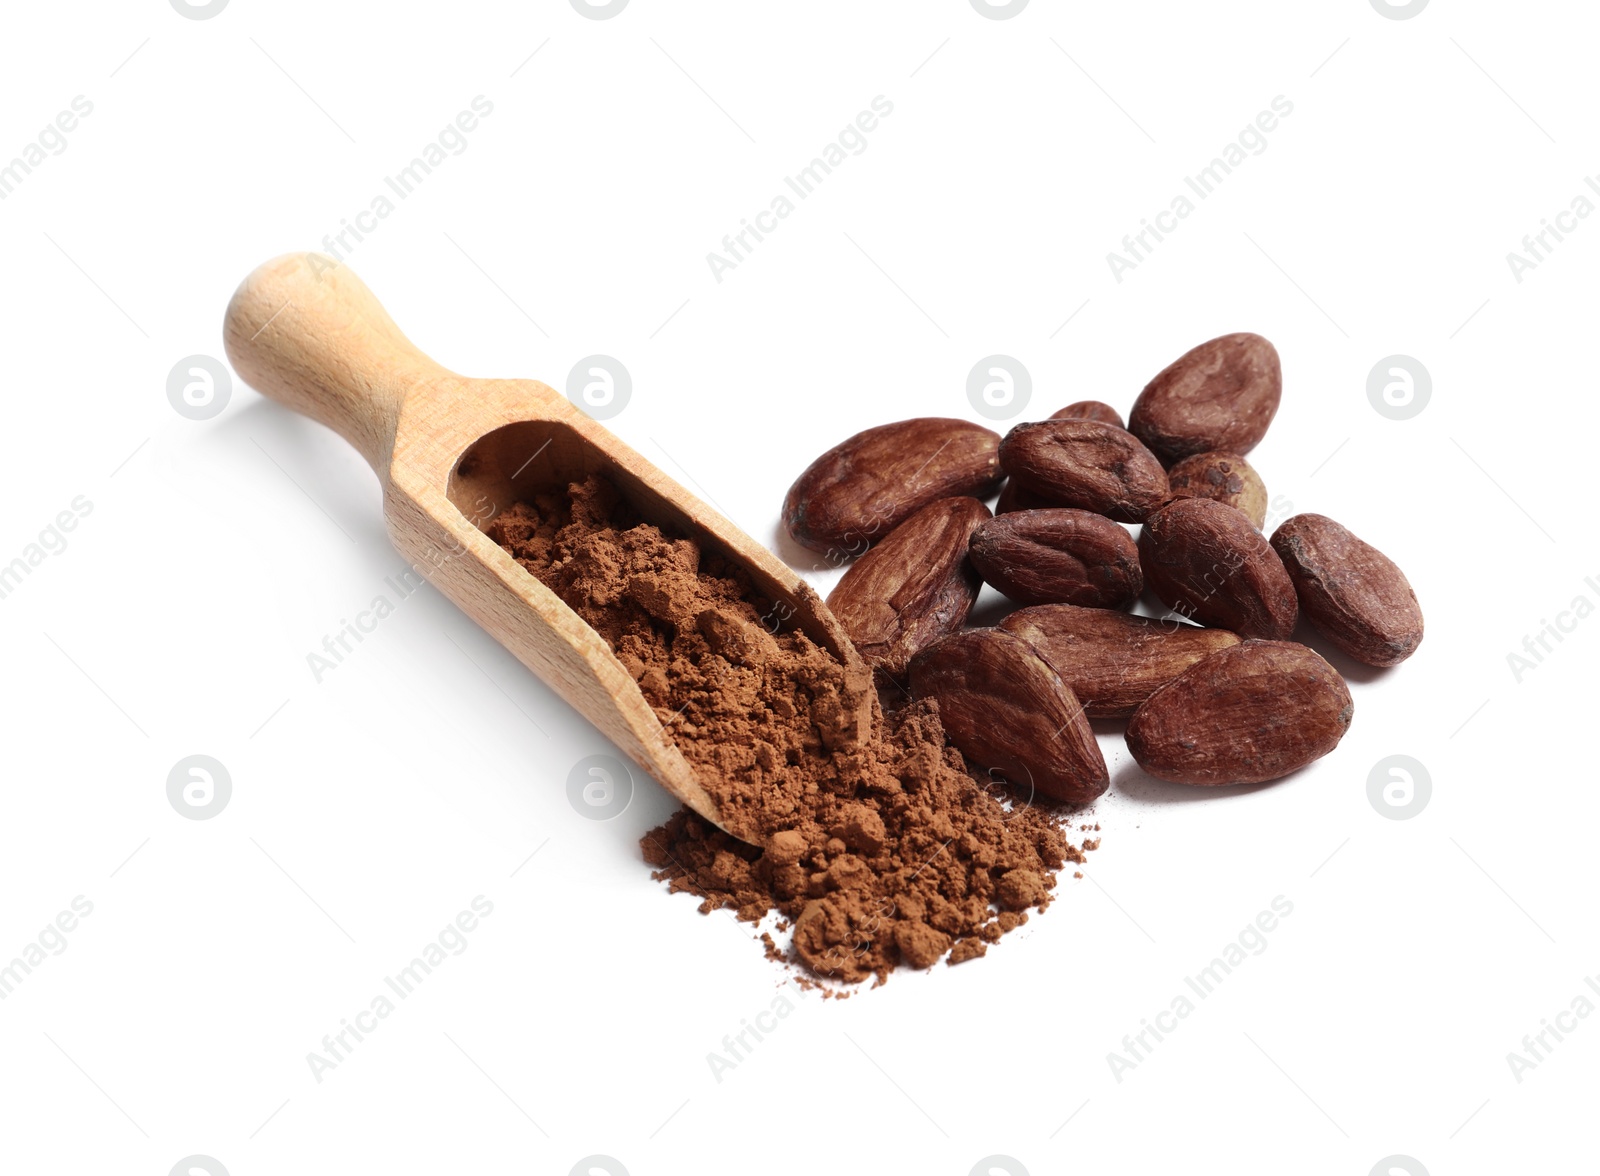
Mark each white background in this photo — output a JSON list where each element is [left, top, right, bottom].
[[1, 1, 1594, 1173]]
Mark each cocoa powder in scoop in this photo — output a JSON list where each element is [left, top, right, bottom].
[[487, 476, 1094, 986]]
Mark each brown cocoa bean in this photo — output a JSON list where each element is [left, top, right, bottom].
[[783, 418, 1001, 556], [826, 496, 989, 679], [1138, 497, 1298, 640], [1126, 640, 1353, 785], [999, 604, 1241, 717], [994, 479, 1055, 514], [968, 509, 1142, 608], [908, 628, 1109, 805], [999, 419, 1169, 522], [1050, 400, 1125, 429], [1270, 514, 1424, 667], [1129, 333, 1282, 464], [1166, 450, 1268, 529]]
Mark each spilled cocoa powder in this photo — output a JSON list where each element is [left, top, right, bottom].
[[487, 475, 1094, 986]]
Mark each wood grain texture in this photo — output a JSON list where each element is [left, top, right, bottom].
[[224, 253, 864, 839]]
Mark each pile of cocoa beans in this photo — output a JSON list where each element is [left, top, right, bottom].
[[782, 333, 1422, 805]]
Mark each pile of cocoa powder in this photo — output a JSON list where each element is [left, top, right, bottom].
[[488, 476, 1094, 986]]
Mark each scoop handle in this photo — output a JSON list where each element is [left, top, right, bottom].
[[223, 253, 447, 472]]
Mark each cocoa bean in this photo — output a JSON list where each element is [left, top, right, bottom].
[[908, 628, 1109, 805], [783, 418, 1001, 557], [1050, 400, 1125, 429], [1271, 514, 1423, 667], [1138, 497, 1298, 640], [1166, 450, 1268, 529], [1126, 640, 1353, 785], [999, 419, 1169, 523], [826, 496, 989, 679], [994, 479, 1056, 514], [999, 604, 1241, 717], [969, 510, 1142, 608], [1129, 333, 1281, 464]]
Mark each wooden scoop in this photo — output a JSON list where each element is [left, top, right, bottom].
[[224, 253, 864, 841]]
